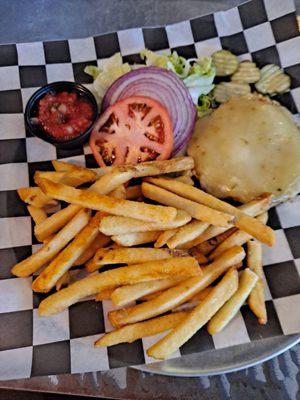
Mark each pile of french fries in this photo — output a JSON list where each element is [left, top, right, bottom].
[[12, 156, 274, 360]]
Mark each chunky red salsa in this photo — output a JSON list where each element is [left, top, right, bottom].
[[37, 91, 93, 141]]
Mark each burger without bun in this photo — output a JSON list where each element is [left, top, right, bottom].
[[188, 95, 300, 204]]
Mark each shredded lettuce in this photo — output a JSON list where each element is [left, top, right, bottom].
[[85, 50, 216, 115], [167, 51, 191, 78], [196, 94, 213, 118], [84, 53, 130, 104], [140, 49, 168, 68]]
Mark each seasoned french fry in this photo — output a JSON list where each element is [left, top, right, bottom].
[[142, 182, 234, 227], [95, 311, 188, 347], [18, 187, 58, 208], [95, 288, 114, 301], [55, 271, 70, 291], [212, 50, 239, 76], [27, 205, 47, 225], [109, 185, 126, 199], [34, 169, 97, 187], [188, 247, 208, 264], [34, 204, 82, 242], [147, 269, 239, 359], [38, 257, 201, 316], [35, 170, 132, 241], [166, 220, 209, 249], [196, 228, 237, 255], [12, 209, 91, 277], [114, 156, 194, 178], [146, 179, 274, 246], [112, 231, 162, 247], [174, 175, 194, 185], [108, 246, 245, 327], [87, 247, 186, 272], [231, 61, 260, 84], [207, 269, 258, 334], [90, 171, 134, 195], [111, 276, 185, 306], [36, 178, 177, 224], [184, 194, 272, 248], [74, 233, 110, 267], [52, 160, 90, 173], [247, 240, 267, 324], [191, 286, 213, 302], [209, 212, 268, 259], [154, 229, 178, 248], [99, 210, 191, 236], [140, 290, 164, 301], [32, 212, 105, 293], [125, 185, 142, 200]]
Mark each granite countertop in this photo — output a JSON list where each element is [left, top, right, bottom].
[[0, 1, 299, 399]]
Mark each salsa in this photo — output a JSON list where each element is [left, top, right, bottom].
[[37, 91, 93, 141]]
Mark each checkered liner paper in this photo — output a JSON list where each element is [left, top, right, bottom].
[[0, 0, 299, 381]]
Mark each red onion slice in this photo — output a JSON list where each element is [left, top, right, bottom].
[[102, 66, 196, 156]]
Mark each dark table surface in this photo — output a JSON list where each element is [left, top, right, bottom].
[[0, 0, 299, 399]]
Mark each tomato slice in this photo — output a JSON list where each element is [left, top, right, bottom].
[[89, 96, 173, 167]]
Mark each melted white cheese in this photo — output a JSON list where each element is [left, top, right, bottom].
[[188, 96, 300, 203]]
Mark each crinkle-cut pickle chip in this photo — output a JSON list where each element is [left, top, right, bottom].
[[212, 50, 239, 76], [231, 61, 261, 84], [214, 82, 251, 103], [255, 64, 291, 96]]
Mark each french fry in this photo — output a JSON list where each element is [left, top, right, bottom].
[[207, 269, 258, 334], [166, 220, 209, 249], [154, 229, 178, 248], [12, 209, 91, 277], [184, 194, 271, 249], [109, 184, 126, 199], [140, 290, 164, 301], [195, 228, 237, 255], [95, 311, 188, 347], [209, 212, 268, 260], [247, 240, 267, 324], [191, 286, 213, 302], [27, 205, 47, 225], [114, 156, 194, 178], [95, 288, 114, 301], [35, 170, 132, 241], [55, 271, 70, 291], [18, 187, 58, 208], [188, 248, 208, 264], [34, 169, 97, 187], [146, 178, 274, 246], [99, 210, 191, 236], [74, 233, 110, 267], [32, 212, 105, 293], [34, 204, 82, 242], [174, 175, 194, 185], [111, 276, 185, 307], [86, 247, 186, 272], [52, 160, 91, 173], [108, 246, 245, 327], [142, 182, 234, 227], [112, 231, 162, 247], [147, 269, 239, 359], [125, 185, 142, 200], [38, 257, 201, 316], [90, 171, 133, 196], [36, 178, 177, 224]]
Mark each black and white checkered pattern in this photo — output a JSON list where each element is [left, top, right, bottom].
[[0, 0, 300, 380]]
